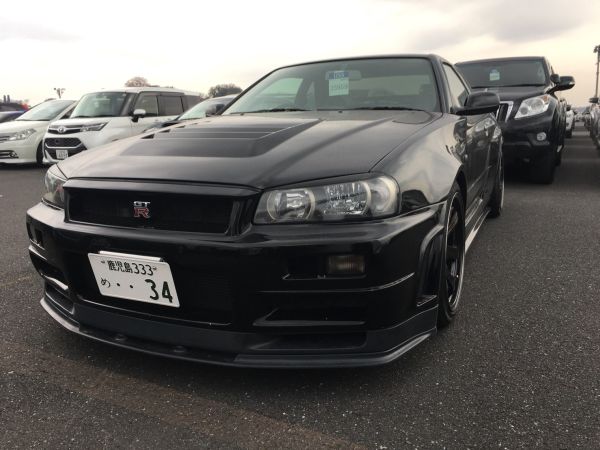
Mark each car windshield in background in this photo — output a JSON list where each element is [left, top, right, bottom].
[[457, 59, 547, 88], [15, 100, 73, 121], [179, 97, 232, 120], [224, 58, 439, 114], [71, 92, 132, 118]]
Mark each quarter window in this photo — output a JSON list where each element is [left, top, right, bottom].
[[443, 65, 469, 109]]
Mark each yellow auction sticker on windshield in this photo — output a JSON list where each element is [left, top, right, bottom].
[[327, 71, 350, 96]]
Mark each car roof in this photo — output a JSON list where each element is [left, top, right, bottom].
[[275, 54, 450, 70], [456, 56, 546, 65], [86, 87, 199, 95]]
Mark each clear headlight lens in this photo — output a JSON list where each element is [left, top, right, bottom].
[[514, 95, 551, 119], [43, 165, 67, 209], [8, 128, 36, 141], [80, 122, 107, 132], [255, 176, 399, 224]]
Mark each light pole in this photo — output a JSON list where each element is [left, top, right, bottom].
[[594, 45, 600, 98], [53, 87, 65, 99]]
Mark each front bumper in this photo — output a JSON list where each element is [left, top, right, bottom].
[[500, 113, 556, 162], [26, 200, 445, 368], [0, 137, 38, 164]]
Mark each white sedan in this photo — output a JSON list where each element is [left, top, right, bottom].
[[565, 109, 574, 138], [0, 100, 75, 165]]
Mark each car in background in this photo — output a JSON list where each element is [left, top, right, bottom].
[[457, 56, 574, 183], [0, 100, 75, 165], [565, 105, 574, 138], [0, 111, 24, 123], [144, 94, 236, 132], [0, 102, 28, 112], [589, 97, 600, 149], [27, 54, 503, 368], [43, 87, 202, 164]]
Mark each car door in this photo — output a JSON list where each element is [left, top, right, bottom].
[[443, 64, 492, 207], [131, 92, 161, 135]]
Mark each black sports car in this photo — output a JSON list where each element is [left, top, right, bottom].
[[27, 55, 502, 368]]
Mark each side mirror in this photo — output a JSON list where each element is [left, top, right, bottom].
[[590, 97, 599, 104], [550, 73, 561, 84], [205, 104, 225, 116], [455, 91, 500, 116], [131, 108, 146, 123], [566, 105, 572, 111], [550, 75, 575, 93]]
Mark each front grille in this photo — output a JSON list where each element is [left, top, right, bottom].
[[44, 138, 86, 159], [496, 101, 513, 122], [47, 126, 82, 135], [67, 188, 234, 233]]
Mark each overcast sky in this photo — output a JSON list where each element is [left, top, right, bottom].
[[1, 0, 599, 106]]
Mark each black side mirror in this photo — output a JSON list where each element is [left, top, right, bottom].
[[205, 104, 225, 116], [131, 108, 146, 123], [455, 91, 500, 116], [590, 97, 599, 104], [550, 73, 561, 84], [550, 75, 575, 93]]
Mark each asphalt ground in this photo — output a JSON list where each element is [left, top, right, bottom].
[[0, 127, 599, 449]]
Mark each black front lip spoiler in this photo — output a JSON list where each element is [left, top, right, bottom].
[[41, 296, 437, 369]]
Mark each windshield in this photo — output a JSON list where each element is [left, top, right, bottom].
[[179, 97, 234, 120], [71, 92, 132, 118], [16, 100, 73, 121], [457, 59, 547, 88], [224, 58, 439, 114]]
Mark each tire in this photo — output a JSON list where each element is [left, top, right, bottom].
[[437, 182, 466, 328], [488, 151, 504, 218], [35, 142, 44, 166], [566, 130, 572, 138], [529, 150, 556, 184]]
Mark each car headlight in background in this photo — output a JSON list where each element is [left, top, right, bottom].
[[80, 122, 107, 132], [254, 176, 399, 224], [8, 128, 36, 141], [43, 165, 67, 209], [514, 95, 551, 119]]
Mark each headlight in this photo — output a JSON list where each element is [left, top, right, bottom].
[[254, 176, 399, 224], [43, 165, 67, 209], [514, 95, 551, 119], [80, 122, 107, 132], [8, 128, 36, 141]]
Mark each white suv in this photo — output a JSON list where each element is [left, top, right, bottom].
[[43, 87, 201, 164]]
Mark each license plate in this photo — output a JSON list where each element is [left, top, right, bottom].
[[55, 149, 69, 160], [88, 251, 180, 307]]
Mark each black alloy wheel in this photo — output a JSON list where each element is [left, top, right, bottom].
[[438, 182, 465, 327]]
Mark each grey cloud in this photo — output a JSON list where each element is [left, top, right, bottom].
[[393, 0, 590, 50], [0, 18, 76, 42]]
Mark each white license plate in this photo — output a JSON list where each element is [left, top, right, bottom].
[[88, 252, 180, 307], [55, 149, 69, 160]]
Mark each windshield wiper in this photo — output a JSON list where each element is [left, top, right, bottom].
[[346, 106, 425, 111], [497, 84, 545, 87], [238, 108, 309, 113]]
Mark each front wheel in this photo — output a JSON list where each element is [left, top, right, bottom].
[[36, 142, 44, 166], [437, 182, 466, 328]]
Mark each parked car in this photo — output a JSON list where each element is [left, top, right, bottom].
[[565, 105, 574, 138], [0, 100, 75, 165], [457, 56, 574, 183], [0, 102, 28, 112], [42, 87, 202, 164], [145, 95, 237, 132], [0, 111, 24, 123], [589, 98, 600, 149], [27, 54, 502, 368]]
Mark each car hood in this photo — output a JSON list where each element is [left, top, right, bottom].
[[58, 111, 440, 189], [0, 120, 48, 133], [471, 86, 547, 102]]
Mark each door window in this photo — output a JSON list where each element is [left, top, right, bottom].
[[162, 96, 184, 115], [134, 94, 159, 117]]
